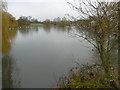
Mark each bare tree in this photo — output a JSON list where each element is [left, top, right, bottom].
[[1, 0, 7, 12], [67, 0, 118, 73]]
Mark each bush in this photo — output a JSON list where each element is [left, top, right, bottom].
[[57, 64, 118, 88]]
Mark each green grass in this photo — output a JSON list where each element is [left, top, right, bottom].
[[30, 23, 43, 26]]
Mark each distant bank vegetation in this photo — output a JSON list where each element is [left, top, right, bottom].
[[17, 16, 72, 27], [43, 17, 72, 27]]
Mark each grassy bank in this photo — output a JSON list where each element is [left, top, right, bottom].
[[57, 64, 119, 89], [30, 23, 43, 26]]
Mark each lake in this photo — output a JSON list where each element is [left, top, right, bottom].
[[2, 26, 94, 88]]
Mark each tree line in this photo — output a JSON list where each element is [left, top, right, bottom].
[[42, 17, 72, 27], [17, 16, 72, 27]]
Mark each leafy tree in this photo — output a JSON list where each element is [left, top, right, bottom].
[[17, 16, 30, 26], [1, 0, 17, 54], [43, 19, 51, 26]]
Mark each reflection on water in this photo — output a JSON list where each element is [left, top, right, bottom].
[[18, 27, 39, 37], [43, 26, 51, 33], [2, 26, 94, 88], [2, 55, 20, 88]]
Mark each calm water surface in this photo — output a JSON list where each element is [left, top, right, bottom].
[[2, 26, 94, 88]]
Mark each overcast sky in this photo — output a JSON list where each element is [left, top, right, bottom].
[[7, 0, 78, 21]]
